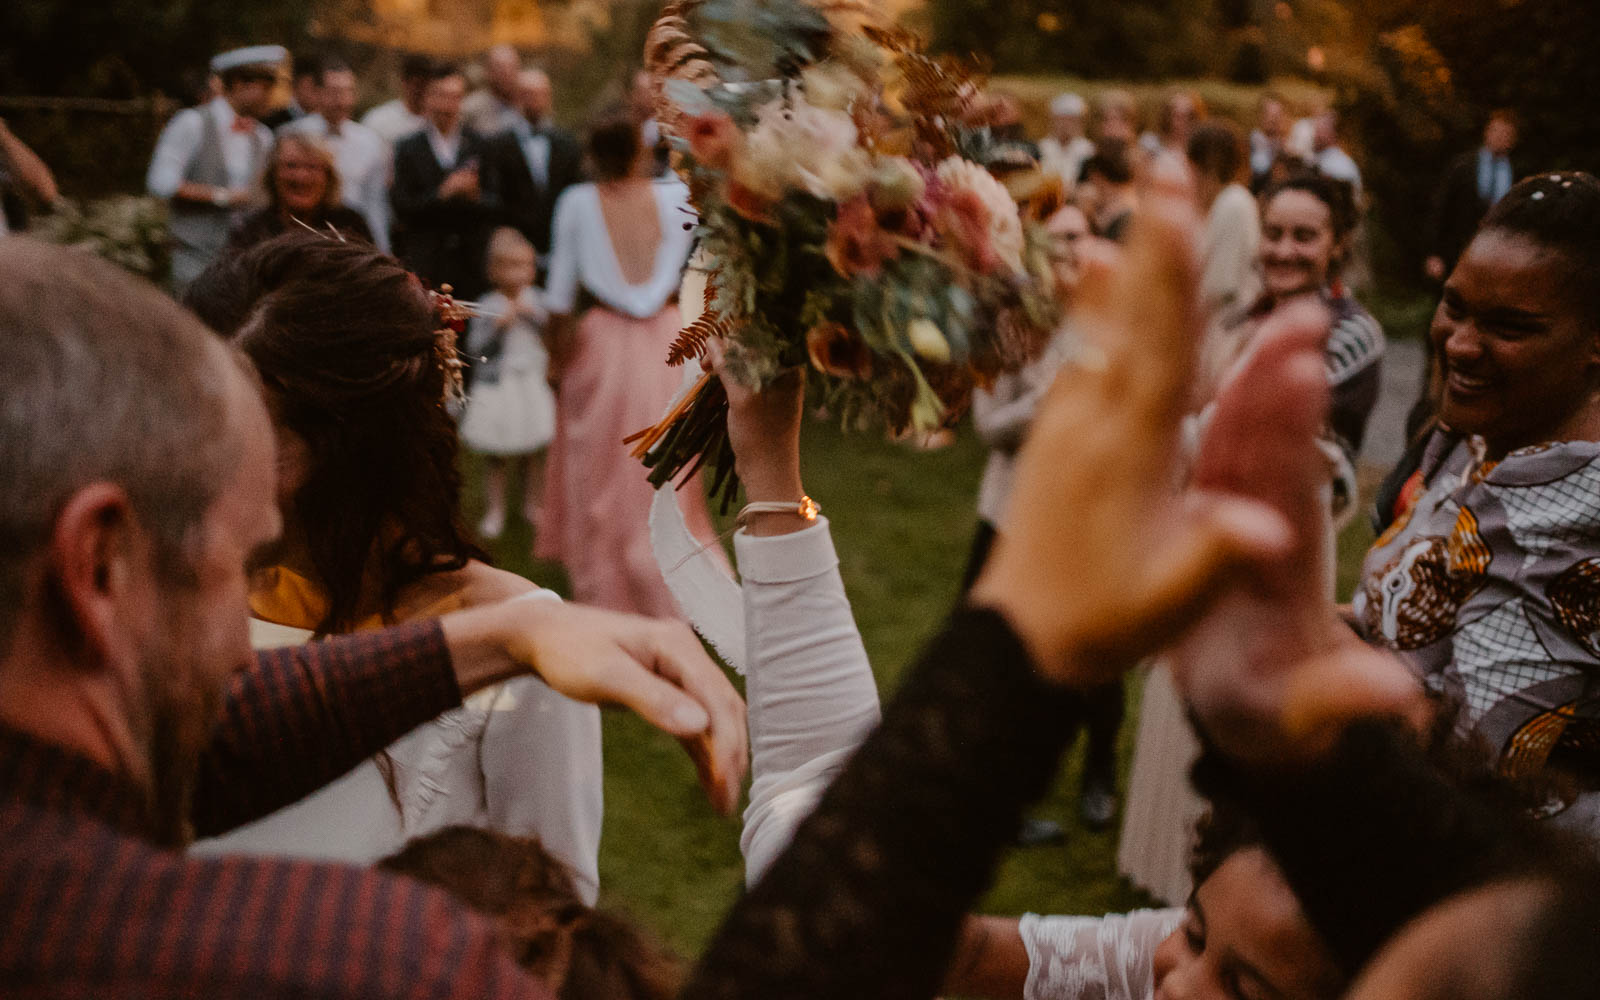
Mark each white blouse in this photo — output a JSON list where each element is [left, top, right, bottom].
[[543, 179, 697, 319], [194, 593, 605, 904]]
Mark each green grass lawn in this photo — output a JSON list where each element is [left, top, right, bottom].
[[465, 416, 1380, 958]]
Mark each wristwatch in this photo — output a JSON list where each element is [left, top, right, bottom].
[[211, 187, 232, 208]]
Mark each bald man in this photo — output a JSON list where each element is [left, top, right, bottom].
[[463, 44, 525, 137], [489, 67, 583, 257]]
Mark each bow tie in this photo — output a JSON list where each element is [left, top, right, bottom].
[[231, 117, 256, 134]]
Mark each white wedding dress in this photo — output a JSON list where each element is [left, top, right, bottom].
[[194, 591, 605, 904]]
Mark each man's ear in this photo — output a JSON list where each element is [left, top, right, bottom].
[[46, 483, 147, 667]]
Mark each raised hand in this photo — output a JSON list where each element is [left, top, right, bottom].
[[703, 340, 807, 516], [1174, 306, 1426, 764], [968, 165, 1296, 683]]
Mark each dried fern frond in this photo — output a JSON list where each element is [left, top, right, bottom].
[[667, 279, 734, 366], [646, 0, 721, 140]]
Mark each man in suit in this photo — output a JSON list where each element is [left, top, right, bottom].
[[391, 64, 501, 299], [1425, 111, 1521, 283], [489, 68, 583, 263]]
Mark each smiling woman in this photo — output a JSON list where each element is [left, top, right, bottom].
[[225, 133, 374, 251], [1352, 172, 1600, 831]]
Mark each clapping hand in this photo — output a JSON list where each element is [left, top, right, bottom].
[[969, 164, 1297, 684], [439, 163, 481, 201]]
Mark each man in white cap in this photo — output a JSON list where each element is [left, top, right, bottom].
[[146, 45, 282, 290], [1039, 92, 1095, 194]]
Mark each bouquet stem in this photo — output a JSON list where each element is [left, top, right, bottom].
[[624, 372, 743, 514]]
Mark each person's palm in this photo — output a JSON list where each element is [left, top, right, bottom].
[[1174, 311, 1425, 763]]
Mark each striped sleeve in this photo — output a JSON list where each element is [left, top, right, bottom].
[[1324, 308, 1384, 388], [191, 621, 463, 836]]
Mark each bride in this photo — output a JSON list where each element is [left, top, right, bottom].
[[183, 232, 605, 901]]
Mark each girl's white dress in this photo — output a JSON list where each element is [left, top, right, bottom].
[[458, 288, 558, 457]]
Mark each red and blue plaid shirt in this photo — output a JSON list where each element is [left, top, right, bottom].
[[0, 621, 551, 999]]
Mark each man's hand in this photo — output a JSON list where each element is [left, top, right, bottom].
[[439, 165, 481, 201], [441, 597, 749, 815], [969, 164, 1296, 684], [1172, 303, 1427, 765]]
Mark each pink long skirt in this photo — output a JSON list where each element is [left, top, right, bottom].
[[535, 305, 721, 618]]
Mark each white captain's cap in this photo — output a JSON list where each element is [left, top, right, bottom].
[[210, 45, 289, 75], [1050, 93, 1087, 117]]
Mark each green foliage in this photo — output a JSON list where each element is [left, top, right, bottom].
[[31, 195, 171, 282], [1340, 0, 1600, 277], [924, 0, 1266, 81]]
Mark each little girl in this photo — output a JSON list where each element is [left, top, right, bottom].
[[461, 227, 559, 539]]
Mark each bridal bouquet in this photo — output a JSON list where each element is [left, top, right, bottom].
[[627, 0, 1065, 508]]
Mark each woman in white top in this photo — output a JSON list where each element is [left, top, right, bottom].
[[1188, 120, 1261, 325], [536, 113, 721, 618], [714, 338, 1343, 1000], [181, 232, 604, 902]]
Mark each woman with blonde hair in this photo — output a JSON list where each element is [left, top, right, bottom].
[[227, 132, 373, 251]]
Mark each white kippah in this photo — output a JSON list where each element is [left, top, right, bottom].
[[1050, 93, 1087, 117], [211, 45, 289, 75]]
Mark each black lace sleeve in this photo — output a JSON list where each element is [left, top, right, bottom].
[[683, 606, 1081, 1000], [1192, 721, 1553, 978]]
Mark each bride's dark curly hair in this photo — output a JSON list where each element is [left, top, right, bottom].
[[186, 232, 485, 634]]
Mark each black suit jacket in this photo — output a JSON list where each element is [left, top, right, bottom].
[[1426, 150, 1520, 271], [391, 127, 503, 299], [487, 125, 584, 257]]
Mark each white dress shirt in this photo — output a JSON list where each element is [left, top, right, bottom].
[[146, 96, 272, 198], [1039, 134, 1095, 191], [283, 113, 392, 251], [361, 99, 426, 148], [427, 124, 464, 170], [512, 119, 551, 188]]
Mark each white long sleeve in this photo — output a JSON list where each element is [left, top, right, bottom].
[[146, 107, 206, 198], [735, 518, 881, 884]]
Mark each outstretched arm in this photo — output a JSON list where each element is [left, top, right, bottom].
[[714, 359, 882, 883], [196, 596, 748, 835], [686, 165, 1303, 1000]]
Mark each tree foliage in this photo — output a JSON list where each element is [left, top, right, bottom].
[[1340, 0, 1600, 275], [0, 0, 317, 98]]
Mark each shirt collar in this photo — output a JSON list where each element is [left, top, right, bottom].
[[0, 723, 155, 841], [428, 123, 462, 156]]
